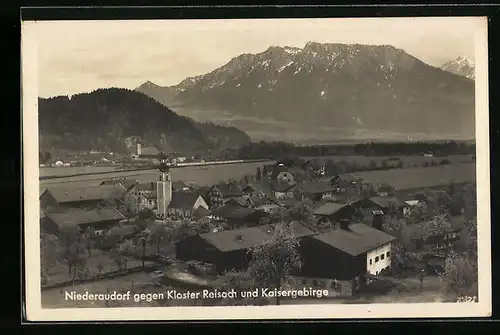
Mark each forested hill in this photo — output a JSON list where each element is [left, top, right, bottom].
[[38, 88, 252, 154]]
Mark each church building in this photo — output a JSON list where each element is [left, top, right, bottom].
[[123, 160, 208, 218]]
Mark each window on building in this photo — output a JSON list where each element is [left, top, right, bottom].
[[375, 256, 379, 262], [381, 254, 385, 260], [386, 251, 390, 257], [370, 259, 372, 265]]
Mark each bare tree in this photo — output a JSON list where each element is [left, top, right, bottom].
[[118, 239, 134, 270], [247, 222, 302, 305]]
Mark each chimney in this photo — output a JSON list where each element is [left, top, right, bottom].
[[372, 210, 384, 230], [339, 219, 350, 230]]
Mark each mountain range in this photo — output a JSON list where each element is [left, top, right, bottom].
[[440, 55, 475, 80], [136, 42, 476, 142], [38, 88, 251, 155]]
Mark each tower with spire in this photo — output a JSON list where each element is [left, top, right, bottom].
[[156, 154, 172, 217]]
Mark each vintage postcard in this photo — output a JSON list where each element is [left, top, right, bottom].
[[23, 17, 491, 321]]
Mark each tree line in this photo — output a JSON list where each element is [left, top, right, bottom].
[[236, 140, 475, 160]]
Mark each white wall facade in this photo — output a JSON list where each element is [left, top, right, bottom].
[[193, 196, 209, 211], [366, 243, 392, 275], [157, 171, 172, 216]]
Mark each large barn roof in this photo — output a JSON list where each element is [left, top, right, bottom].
[[313, 223, 395, 256]]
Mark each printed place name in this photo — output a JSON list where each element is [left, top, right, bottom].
[[64, 287, 331, 303]]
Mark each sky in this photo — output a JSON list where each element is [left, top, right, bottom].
[[28, 17, 481, 98]]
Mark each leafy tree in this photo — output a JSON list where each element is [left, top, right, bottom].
[[439, 251, 478, 298], [59, 226, 87, 276], [288, 200, 315, 225], [419, 214, 452, 241], [216, 269, 254, 291], [148, 225, 168, 253], [247, 222, 302, 305]]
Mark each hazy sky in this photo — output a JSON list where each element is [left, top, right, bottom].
[[30, 17, 481, 98]]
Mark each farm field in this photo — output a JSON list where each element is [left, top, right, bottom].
[[352, 162, 476, 191], [40, 165, 121, 177], [39, 160, 275, 191], [39, 160, 476, 195]]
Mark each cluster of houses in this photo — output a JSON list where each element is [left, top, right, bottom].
[[39, 158, 467, 296]]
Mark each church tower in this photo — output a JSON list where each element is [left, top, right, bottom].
[[156, 156, 172, 217]]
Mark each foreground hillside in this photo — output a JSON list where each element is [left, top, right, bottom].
[[38, 88, 252, 154]]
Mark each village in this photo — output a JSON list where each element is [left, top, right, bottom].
[[39, 144, 479, 307]]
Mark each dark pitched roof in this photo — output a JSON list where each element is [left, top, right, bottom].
[[225, 197, 251, 207], [46, 208, 126, 228], [172, 181, 190, 190], [313, 223, 395, 256], [273, 181, 296, 193], [100, 179, 137, 191], [296, 181, 337, 195], [213, 183, 244, 197], [199, 222, 315, 252], [313, 202, 349, 216], [277, 198, 303, 207], [43, 185, 124, 204], [133, 183, 157, 192], [210, 205, 265, 221], [250, 180, 274, 194], [170, 192, 204, 210], [367, 197, 402, 209], [334, 174, 359, 183]]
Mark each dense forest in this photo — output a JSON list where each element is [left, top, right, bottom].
[[235, 140, 475, 160], [38, 88, 252, 154]]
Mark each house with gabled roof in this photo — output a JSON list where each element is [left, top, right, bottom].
[[312, 201, 355, 225], [206, 182, 245, 209], [209, 204, 268, 228], [124, 181, 208, 217], [40, 185, 126, 211], [175, 222, 316, 274], [351, 196, 405, 216], [168, 191, 209, 216], [41, 207, 126, 235], [295, 181, 338, 201], [299, 221, 396, 291]]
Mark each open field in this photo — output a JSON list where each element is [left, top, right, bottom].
[[40, 160, 476, 195], [353, 163, 475, 190], [39, 160, 275, 192]]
